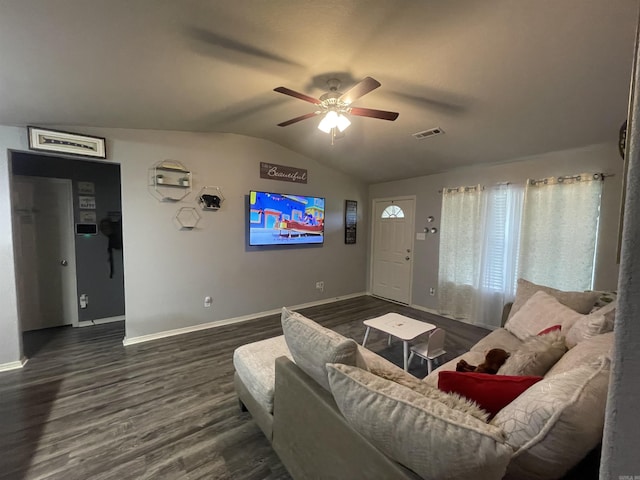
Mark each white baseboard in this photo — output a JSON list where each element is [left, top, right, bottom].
[[78, 315, 126, 328], [122, 292, 367, 346], [0, 357, 28, 372]]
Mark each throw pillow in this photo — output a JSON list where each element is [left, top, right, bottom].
[[505, 290, 584, 341], [588, 290, 617, 312], [327, 363, 512, 480], [491, 357, 610, 480], [537, 324, 561, 335], [437, 371, 543, 418], [369, 366, 489, 421], [508, 278, 599, 320], [281, 307, 358, 391], [498, 330, 567, 377], [547, 332, 614, 377], [565, 300, 616, 349]]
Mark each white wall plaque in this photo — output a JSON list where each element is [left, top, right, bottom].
[[78, 196, 96, 209], [77, 181, 95, 194], [79, 211, 96, 222]]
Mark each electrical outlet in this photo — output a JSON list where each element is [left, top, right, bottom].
[[316, 281, 324, 292], [429, 288, 436, 296], [204, 296, 212, 307], [79, 294, 88, 309]]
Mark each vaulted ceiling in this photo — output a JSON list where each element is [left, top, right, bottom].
[[0, 0, 637, 183]]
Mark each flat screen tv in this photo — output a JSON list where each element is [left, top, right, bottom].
[[249, 190, 325, 246]]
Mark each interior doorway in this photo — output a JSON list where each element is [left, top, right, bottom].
[[370, 197, 416, 304], [10, 151, 125, 338]]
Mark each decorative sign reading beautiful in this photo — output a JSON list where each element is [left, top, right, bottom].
[[260, 162, 308, 184]]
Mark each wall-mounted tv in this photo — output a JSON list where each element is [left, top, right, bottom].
[[249, 190, 325, 246]]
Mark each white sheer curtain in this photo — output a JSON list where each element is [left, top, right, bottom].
[[438, 185, 483, 320], [471, 184, 524, 327], [518, 174, 603, 291]]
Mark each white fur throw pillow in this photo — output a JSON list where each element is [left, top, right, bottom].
[[369, 365, 489, 421], [491, 357, 610, 480], [505, 291, 584, 340], [498, 330, 567, 377], [508, 278, 599, 320], [565, 300, 616, 349], [327, 363, 512, 480], [281, 307, 358, 391]]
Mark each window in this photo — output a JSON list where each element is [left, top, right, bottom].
[[381, 205, 404, 218], [438, 174, 602, 327], [518, 175, 603, 291]]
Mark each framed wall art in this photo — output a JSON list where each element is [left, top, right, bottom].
[[345, 200, 357, 244], [27, 126, 107, 159]]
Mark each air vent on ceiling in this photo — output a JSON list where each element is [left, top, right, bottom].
[[412, 127, 445, 139]]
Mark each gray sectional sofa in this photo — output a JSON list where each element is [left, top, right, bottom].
[[233, 280, 615, 480]]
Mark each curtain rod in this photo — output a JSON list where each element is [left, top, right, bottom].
[[528, 172, 614, 185], [438, 185, 484, 194], [437, 173, 615, 193]]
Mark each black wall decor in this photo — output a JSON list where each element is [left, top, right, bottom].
[[345, 200, 357, 244]]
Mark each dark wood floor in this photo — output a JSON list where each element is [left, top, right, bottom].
[[0, 295, 489, 480]]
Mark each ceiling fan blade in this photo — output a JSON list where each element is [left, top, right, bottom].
[[277, 111, 321, 127], [339, 77, 381, 105], [349, 107, 399, 121], [274, 87, 322, 105]]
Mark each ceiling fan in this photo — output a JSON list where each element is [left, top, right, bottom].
[[274, 77, 399, 144]]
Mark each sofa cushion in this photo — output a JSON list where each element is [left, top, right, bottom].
[[565, 300, 616, 349], [470, 328, 523, 354], [498, 330, 567, 377], [369, 364, 489, 421], [546, 332, 614, 377], [505, 291, 587, 341], [281, 307, 358, 391], [438, 371, 543, 419], [491, 358, 610, 480], [232, 335, 292, 413], [508, 278, 599, 321], [327, 363, 513, 480]]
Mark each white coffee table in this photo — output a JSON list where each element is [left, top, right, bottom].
[[362, 313, 437, 371]]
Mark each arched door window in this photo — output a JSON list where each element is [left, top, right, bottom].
[[381, 205, 405, 218]]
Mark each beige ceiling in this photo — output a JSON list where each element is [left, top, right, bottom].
[[0, 0, 637, 183]]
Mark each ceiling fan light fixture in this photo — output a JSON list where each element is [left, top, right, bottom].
[[336, 113, 351, 132], [317, 110, 339, 133], [318, 110, 351, 134]]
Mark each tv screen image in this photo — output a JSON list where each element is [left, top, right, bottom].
[[249, 190, 325, 246]]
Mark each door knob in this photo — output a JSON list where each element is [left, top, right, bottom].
[[60, 260, 68, 266], [405, 256, 410, 261]]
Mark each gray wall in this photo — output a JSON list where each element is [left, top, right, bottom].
[[0, 127, 23, 365], [84, 127, 368, 341], [369, 142, 623, 319], [11, 152, 125, 322]]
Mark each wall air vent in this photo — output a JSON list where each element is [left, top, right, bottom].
[[412, 127, 445, 139]]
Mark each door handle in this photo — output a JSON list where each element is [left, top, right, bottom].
[[405, 256, 410, 261], [60, 260, 68, 266]]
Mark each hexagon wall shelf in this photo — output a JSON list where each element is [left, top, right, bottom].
[[175, 207, 201, 230]]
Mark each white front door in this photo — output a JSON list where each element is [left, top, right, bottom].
[[12, 176, 78, 331], [371, 197, 415, 304]]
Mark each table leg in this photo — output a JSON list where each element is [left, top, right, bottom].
[[362, 327, 371, 347], [403, 341, 409, 371]]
